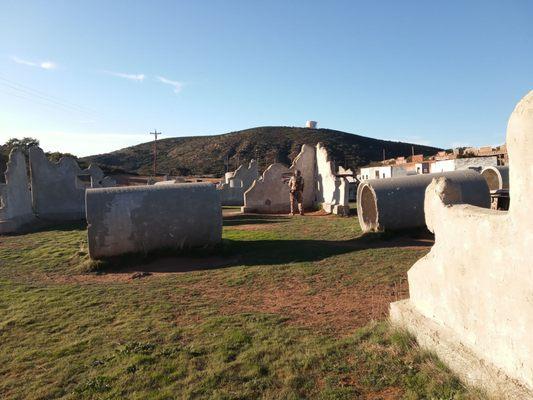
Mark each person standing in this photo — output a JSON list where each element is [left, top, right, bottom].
[[288, 170, 305, 216]]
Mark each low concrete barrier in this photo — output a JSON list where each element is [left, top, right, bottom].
[[86, 182, 222, 259]]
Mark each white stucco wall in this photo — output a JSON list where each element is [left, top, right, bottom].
[[359, 166, 392, 180], [29, 147, 115, 221], [241, 163, 291, 213], [316, 143, 349, 215], [391, 90, 533, 396], [430, 159, 455, 173], [430, 156, 498, 173], [218, 160, 259, 206], [0, 149, 35, 233], [290, 144, 316, 209]]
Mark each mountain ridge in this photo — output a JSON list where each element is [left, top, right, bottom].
[[83, 126, 442, 176]]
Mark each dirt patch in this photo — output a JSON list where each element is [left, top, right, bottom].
[[0, 237, 31, 250], [50, 272, 135, 284], [366, 387, 403, 400], [304, 209, 331, 217], [190, 276, 409, 336], [48, 267, 410, 336], [48, 255, 240, 284], [225, 223, 281, 231]]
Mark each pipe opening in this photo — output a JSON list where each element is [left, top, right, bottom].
[[360, 185, 378, 230], [481, 169, 500, 191]]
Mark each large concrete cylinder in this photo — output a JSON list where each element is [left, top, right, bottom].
[[481, 166, 509, 191], [357, 170, 490, 232], [86, 183, 222, 259]]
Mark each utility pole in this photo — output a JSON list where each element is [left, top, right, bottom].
[[150, 130, 162, 176]]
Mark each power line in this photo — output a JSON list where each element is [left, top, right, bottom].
[[0, 87, 89, 115], [0, 75, 99, 118]]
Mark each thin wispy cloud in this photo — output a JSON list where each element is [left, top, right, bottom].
[[156, 76, 183, 93], [10, 55, 57, 70], [102, 70, 145, 82]]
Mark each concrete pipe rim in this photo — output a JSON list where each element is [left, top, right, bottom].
[[357, 183, 379, 232], [481, 167, 503, 191]]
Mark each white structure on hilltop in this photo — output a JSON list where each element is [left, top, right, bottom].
[[306, 120, 317, 129]]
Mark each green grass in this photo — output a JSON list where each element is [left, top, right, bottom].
[[0, 213, 483, 399]]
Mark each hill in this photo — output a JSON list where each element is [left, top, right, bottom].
[[83, 126, 441, 176]]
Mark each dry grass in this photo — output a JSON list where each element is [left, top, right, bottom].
[[0, 211, 485, 399]]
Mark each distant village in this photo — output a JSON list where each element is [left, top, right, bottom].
[[358, 144, 507, 180]]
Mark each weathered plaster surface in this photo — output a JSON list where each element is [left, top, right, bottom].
[[290, 144, 316, 209], [29, 147, 114, 221], [218, 160, 258, 206], [315, 143, 349, 216], [0, 149, 35, 233], [242, 143, 352, 215], [86, 182, 222, 259], [242, 145, 317, 213], [390, 300, 532, 399], [390, 91, 533, 398], [241, 163, 291, 213]]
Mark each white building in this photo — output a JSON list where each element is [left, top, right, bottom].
[[359, 165, 416, 180], [430, 156, 498, 173], [360, 156, 498, 181], [359, 166, 392, 180]]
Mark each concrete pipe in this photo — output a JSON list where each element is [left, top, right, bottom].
[[86, 182, 222, 259], [356, 170, 490, 232], [481, 166, 509, 191]]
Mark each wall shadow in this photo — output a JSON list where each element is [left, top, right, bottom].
[[97, 230, 433, 274], [6, 219, 87, 236], [223, 214, 290, 227]]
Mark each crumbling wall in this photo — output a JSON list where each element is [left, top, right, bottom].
[[218, 160, 258, 206], [390, 91, 533, 398], [29, 147, 114, 221], [0, 149, 35, 233], [86, 182, 222, 259], [241, 163, 291, 213], [241, 145, 317, 214], [289, 144, 316, 209], [316, 143, 349, 215]]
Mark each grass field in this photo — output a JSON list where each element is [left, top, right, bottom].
[[0, 210, 483, 399]]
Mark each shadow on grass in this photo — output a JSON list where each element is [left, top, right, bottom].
[[89, 230, 433, 274], [222, 230, 432, 267], [223, 214, 291, 227], [8, 219, 87, 236]]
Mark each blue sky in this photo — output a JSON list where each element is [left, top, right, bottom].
[[0, 0, 531, 156]]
